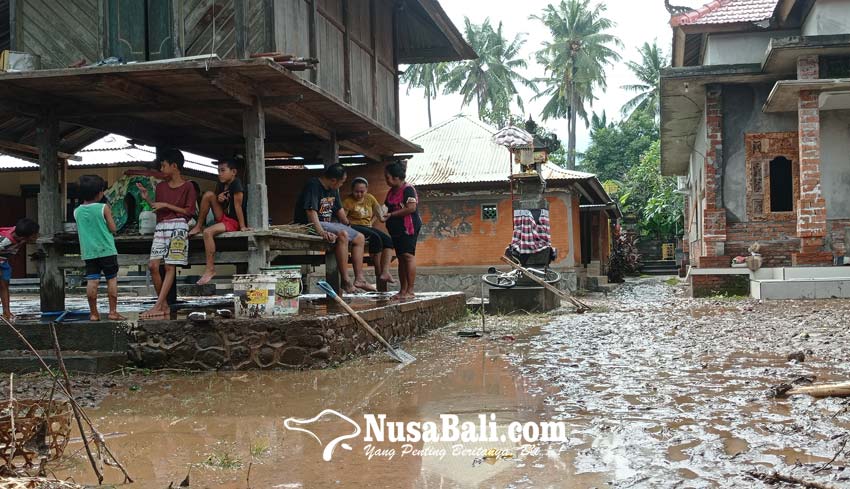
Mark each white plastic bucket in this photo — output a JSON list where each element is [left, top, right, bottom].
[[261, 266, 302, 315], [232, 274, 276, 319], [139, 211, 157, 235]]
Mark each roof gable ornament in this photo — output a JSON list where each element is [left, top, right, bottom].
[[664, 0, 697, 16]]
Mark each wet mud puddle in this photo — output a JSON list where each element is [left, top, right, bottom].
[[49, 279, 850, 488]]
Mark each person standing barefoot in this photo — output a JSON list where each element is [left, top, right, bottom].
[[381, 161, 421, 300]]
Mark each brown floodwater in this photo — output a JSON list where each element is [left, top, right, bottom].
[[38, 279, 850, 488]]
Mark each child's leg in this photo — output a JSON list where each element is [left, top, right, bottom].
[[148, 259, 163, 295], [404, 254, 417, 297], [106, 277, 126, 320], [189, 192, 222, 235], [86, 279, 100, 321], [197, 222, 227, 285], [142, 264, 175, 318], [396, 255, 408, 296], [351, 233, 375, 291]]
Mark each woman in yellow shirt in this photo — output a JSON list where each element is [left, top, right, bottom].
[[343, 177, 395, 285]]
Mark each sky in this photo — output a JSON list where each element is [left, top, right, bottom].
[[398, 0, 708, 152]]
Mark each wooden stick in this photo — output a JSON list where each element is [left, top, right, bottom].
[[788, 381, 850, 398], [746, 470, 838, 489], [50, 324, 102, 484], [7, 373, 16, 472], [500, 256, 591, 312], [0, 316, 132, 483]]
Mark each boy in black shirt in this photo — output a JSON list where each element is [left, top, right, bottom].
[[189, 158, 248, 285], [294, 163, 375, 293]]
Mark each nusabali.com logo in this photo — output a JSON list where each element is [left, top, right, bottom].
[[283, 410, 568, 461]]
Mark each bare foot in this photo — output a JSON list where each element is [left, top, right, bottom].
[[2, 313, 15, 324], [140, 307, 168, 319], [188, 225, 203, 237], [341, 281, 356, 294], [196, 270, 216, 285], [379, 272, 396, 284], [89, 311, 101, 321], [107, 312, 127, 321], [354, 280, 377, 292]]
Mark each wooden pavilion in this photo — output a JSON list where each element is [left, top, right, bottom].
[[0, 0, 475, 311]]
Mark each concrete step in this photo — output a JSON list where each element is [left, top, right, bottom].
[[0, 350, 127, 374], [642, 269, 678, 276], [0, 321, 128, 352], [751, 278, 850, 300]]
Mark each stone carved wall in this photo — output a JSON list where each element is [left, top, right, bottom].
[[129, 294, 466, 370], [745, 132, 800, 221]]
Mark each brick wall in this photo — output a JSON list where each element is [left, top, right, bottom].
[[726, 221, 799, 267], [267, 166, 581, 268], [690, 274, 749, 298], [702, 85, 727, 261]]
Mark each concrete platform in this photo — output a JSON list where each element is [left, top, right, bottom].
[[749, 266, 850, 300], [0, 350, 127, 374], [488, 287, 560, 313]]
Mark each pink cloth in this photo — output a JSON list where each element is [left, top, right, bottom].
[[386, 184, 417, 235]]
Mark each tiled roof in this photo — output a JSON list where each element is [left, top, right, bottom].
[[405, 115, 595, 186], [671, 0, 778, 26]]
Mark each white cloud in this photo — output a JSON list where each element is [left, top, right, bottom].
[[400, 0, 706, 151]]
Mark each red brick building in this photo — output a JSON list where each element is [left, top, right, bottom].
[[661, 0, 850, 296]]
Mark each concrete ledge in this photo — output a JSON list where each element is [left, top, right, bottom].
[[0, 351, 127, 374], [128, 292, 467, 370], [687, 267, 751, 276], [0, 321, 129, 352], [752, 278, 850, 300]]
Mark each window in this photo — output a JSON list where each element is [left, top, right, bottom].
[[107, 0, 174, 62], [769, 156, 793, 212], [481, 204, 498, 221]]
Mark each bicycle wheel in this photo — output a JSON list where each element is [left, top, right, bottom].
[[482, 273, 516, 288], [543, 269, 561, 284]]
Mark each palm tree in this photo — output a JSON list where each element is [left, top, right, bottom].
[[621, 41, 667, 119], [442, 18, 536, 123], [532, 0, 621, 169], [401, 62, 449, 128]]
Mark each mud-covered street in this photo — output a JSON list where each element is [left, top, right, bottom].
[[27, 278, 850, 488]]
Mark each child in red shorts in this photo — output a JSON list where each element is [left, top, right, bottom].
[[189, 158, 248, 285]]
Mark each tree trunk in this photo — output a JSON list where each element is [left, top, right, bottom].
[[568, 82, 577, 170], [427, 95, 432, 128]]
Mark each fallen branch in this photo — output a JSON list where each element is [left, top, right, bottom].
[[788, 381, 850, 398], [0, 315, 133, 483], [746, 470, 838, 489]]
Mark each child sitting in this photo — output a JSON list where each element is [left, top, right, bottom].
[[189, 158, 248, 285], [74, 175, 126, 321], [0, 218, 39, 322]]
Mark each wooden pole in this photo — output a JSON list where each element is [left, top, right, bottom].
[[243, 96, 269, 274], [36, 110, 65, 312], [320, 131, 339, 167]]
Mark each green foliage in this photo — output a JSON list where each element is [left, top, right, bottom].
[[618, 140, 683, 239], [443, 18, 536, 122], [607, 226, 640, 283], [581, 111, 658, 181], [621, 41, 667, 120]]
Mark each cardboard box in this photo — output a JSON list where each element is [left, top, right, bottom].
[[0, 50, 41, 72]]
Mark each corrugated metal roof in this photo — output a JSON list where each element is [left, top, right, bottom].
[[671, 0, 778, 26], [406, 115, 595, 186], [0, 135, 218, 175]]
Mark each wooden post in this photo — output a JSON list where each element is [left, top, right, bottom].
[[308, 0, 318, 85], [36, 110, 64, 312], [342, 0, 351, 104], [233, 0, 247, 59], [319, 132, 339, 167], [369, 0, 378, 119], [243, 96, 269, 273], [324, 250, 340, 293]]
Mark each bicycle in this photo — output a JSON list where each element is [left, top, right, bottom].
[[481, 265, 561, 289]]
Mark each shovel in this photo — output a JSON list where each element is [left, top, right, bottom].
[[317, 281, 415, 364]]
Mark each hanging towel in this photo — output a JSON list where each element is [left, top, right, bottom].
[[509, 209, 552, 254]]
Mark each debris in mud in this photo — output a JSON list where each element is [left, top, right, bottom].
[[745, 469, 839, 489], [0, 477, 85, 489], [788, 351, 807, 363]]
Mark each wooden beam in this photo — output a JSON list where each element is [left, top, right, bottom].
[[36, 110, 65, 312], [234, 0, 247, 59], [0, 139, 81, 161], [342, 0, 352, 104], [243, 96, 268, 230], [370, 0, 378, 119], [392, 3, 400, 133], [9, 0, 18, 51], [94, 76, 240, 135], [308, 0, 318, 84], [340, 140, 383, 163], [266, 104, 333, 140]]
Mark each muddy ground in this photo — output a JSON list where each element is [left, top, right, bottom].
[[7, 277, 850, 488]]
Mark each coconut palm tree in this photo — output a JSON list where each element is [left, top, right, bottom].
[[532, 0, 621, 170], [621, 41, 667, 119], [401, 62, 449, 128], [442, 18, 536, 123]]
